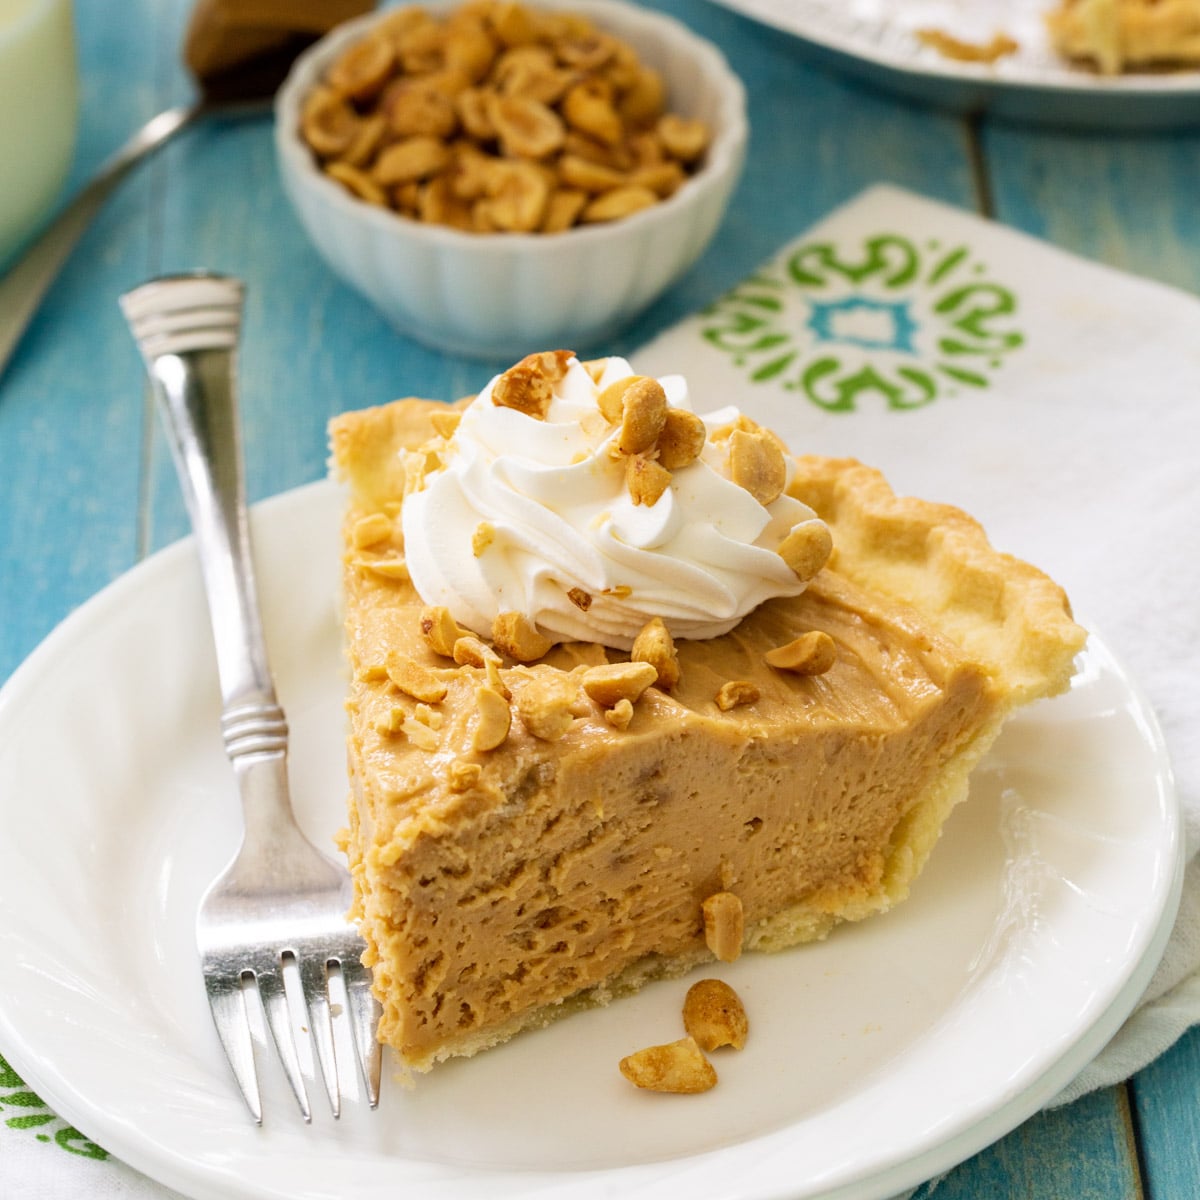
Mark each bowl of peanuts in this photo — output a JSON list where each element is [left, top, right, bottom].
[[274, 0, 747, 358]]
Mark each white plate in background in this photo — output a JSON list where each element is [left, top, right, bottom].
[[710, 0, 1200, 128]]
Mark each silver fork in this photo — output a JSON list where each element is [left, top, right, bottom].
[[120, 273, 381, 1124]]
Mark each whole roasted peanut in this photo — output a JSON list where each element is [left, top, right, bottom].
[[631, 615, 680, 690], [765, 630, 837, 675], [303, 1, 714, 234], [420, 605, 464, 658], [618, 1036, 716, 1093], [683, 978, 749, 1051], [617, 377, 667, 455], [472, 684, 512, 751], [778, 521, 834, 581], [581, 661, 658, 707], [515, 673, 577, 740], [493, 610, 553, 662], [656, 408, 706, 470]]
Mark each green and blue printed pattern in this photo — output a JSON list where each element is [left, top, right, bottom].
[[701, 232, 1024, 412], [0, 1052, 107, 1160]]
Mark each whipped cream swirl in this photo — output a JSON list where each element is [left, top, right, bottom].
[[402, 356, 828, 651]]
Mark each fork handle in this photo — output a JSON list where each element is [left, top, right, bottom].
[[120, 275, 281, 748]]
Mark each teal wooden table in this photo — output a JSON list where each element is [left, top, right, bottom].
[[2, 1, 1199, 1195]]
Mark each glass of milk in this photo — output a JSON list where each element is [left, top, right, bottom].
[[0, 0, 77, 267]]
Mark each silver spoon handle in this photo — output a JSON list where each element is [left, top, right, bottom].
[[0, 102, 201, 383], [120, 274, 278, 726]]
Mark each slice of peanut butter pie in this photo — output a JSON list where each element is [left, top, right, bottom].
[[329, 350, 1085, 1076]]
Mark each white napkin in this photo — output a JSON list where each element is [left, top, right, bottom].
[[634, 183, 1200, 1103]]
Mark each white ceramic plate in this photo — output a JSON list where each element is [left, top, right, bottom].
[[0, 481, 1181, 1200], [710, 0, 1200, 128]]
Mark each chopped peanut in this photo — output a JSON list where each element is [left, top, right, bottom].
[[491, 364, 552, 419], [581, 660, 658, 707], [453, 634, 498, 668], [619, 1036, 717, 1094], [448, 760, 483, 791], [430, 407, 463, 439], [595, 373, 642, 424], [727, 428, 787, 506], [625, 454, 672, 506], [472, 521, 496, 556], [656, 408, 706, 470], [352, 512, 394, 548], [765, 630, 837, 675], [631, 616, 680, 690], [683, 978, 749, 1051], [515, 673, 577, 740], [604, 697, 634, 729], [355, 556, 410, 580], [617, 376, 667, 455], [385, 652, 449, 703], [492, 611, 553, 662], [472, 684, 512, 751], [567, 586, 592, 611], [420, 605, 464, 658], [715, 680, 759, 711], [777, 521, 834, 581], [701, 891, 744, 962]]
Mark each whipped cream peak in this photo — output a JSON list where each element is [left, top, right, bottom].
[[401, 354, 830, 651]]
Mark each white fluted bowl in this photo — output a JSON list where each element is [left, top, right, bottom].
[[274, 1, 747, 359]]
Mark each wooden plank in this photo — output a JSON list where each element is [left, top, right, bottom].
[[0, 0, 170, 681], [911, 1085, 1142, 1199], [1131, 1025, 1200, 1197], [981, 121, 1200, 296]]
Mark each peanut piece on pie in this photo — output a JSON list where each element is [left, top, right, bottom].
[[656, 408, 706, 470], [491, 365, 553, 419], [420, 605, 465, 658], [515, 673, 577, 741], [352, 512, 394, 548], [453, 635, 499, 669], [448, 760, 483, 791], [581, 661, 658, 708], [472, 684, 511, 752], [619, 1036, 717, 1094], [702, 891, 744, 962], [356, 555, 410, 580], [617, 377, 668, 456], [715, 680, 760, 712], [385, 652, 448, 703], [728, 428, 787, 506], [625, 454, 672, 506], [778, 521, 834, 582], [603, 697, 634, 730], [493, 611, 553, 662], [765, 630, 837, 676], [430, 408, 462, 439], [472, 521, 495, 556], [632, 616, 680, 690], [683, 979, 749, 1051], [596, 374, 642, 424]]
